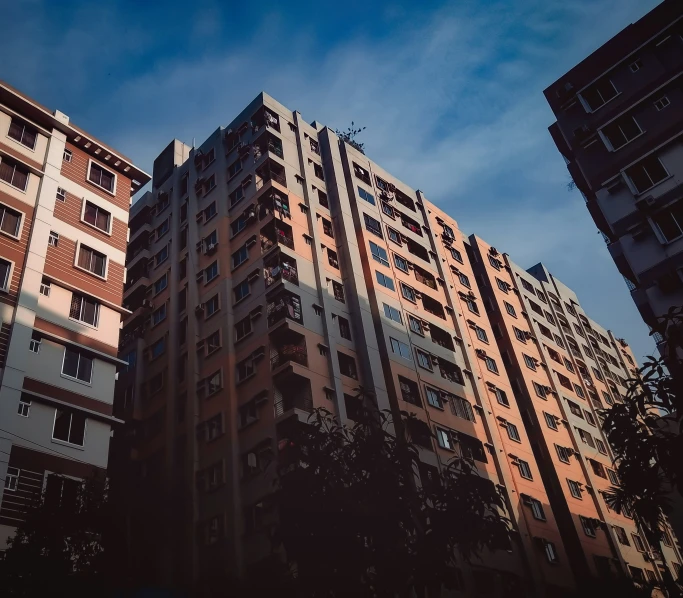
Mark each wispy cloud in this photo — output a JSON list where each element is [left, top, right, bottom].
[[0, 0, 660, 358]]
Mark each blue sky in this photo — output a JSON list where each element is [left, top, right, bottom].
[[1, 0, 662, 360]]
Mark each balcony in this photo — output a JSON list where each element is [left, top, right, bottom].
[[261, 219, 294, 253], [126, 246, 150, 270], [264, 252, 298, 288], [270, 330, 308, 370], [267, 291, 303, 328], [252, 106, 281, 134], [255, 159, 286, 191], [258, 190, 291, 221], [274, 378, 313, 419], [254, 131, 284, 161], [401, 214, 423, 237], [414, 265, 437, 290]]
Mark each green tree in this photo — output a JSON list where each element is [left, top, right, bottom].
[[0, 475, 113, 597], [262, 402, 511, 598], [601, 306, 683, 595], [335, 122, 366, 154]]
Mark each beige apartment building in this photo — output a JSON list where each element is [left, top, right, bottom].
[[113, 92, 681, 596], [0, 81, 150, 548]]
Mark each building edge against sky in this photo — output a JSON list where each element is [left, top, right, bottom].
[[0, 81, 150, 546], [543, 0, 683, 360], [111, 90, 681, 596]]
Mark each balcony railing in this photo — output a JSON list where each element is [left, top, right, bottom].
[[414, 270, 437, 290], [261, 227, 294, 253], [265, 261, 298, 287], [274, 393, 313, 417], [267, 294, 303, 327], [271, 344, 308, 369]]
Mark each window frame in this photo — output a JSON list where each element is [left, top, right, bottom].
[[75, 242, 108, 279], [80, 199, 112, 234], [87, 159, 117, 195], [0, 201, 24, 240], [60, 347, 94, 385], [52, 408, 87, 447]]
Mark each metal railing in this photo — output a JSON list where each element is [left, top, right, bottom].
[[271, 344, 308, 369]]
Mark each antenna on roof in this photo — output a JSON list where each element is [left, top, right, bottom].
[[192, 137, 196, 149]]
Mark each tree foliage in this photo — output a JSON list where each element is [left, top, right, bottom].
[[0, 475, 113, 597], [601, 306, 683, 594], [263, 404, 511, 597], [335, 122, 366, 154]]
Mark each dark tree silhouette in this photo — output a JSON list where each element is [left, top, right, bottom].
[[0, 475, 113, 597], [335, 122, 366, 154], [601, 306, 683, 595], [260, 402, 511, 598]]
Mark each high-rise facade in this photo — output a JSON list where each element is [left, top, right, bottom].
[[114, 92, 680, 596], [0, 81, 150, 548], [543, 0, 683, 357]]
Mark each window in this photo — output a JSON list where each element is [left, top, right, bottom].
[[409, 315, 424, 335], [150, 338, 165, 360], [236, 356, 256, 382], [602, 116, 642, 150], [398, 376, 421, 406], [82, 201, 111, 232], [573, 384, 585, 399], [567, 479, 582, 499], [626, 155, 669, 194], [205, 261, 219, 283], [69, 294, 99, 327], [55, 187, 66, 202], [584, 410, 596, 426], [451, 247, 464, 263], [338, 352, 358, 379], [544, 311, 555, 326], [0, 203, 21, 237], [583, 78, 618, 111], [382, 202, 394, 218], [232, 245, 248, 268], [590, 459, 607, 478], [391, 338, 412, 360], [496, 278, 509, 293], [580, 516, 596, 538], [504, 302, 516, 317], [400, 283, 416, 302], [595, 439, 607, 455], [0, 157, 29, 191], [8, 118, 37, 149], [578, 428, 594, 448], [488, 255, 501, 270], [556, 445, 572, 464], [88, 162, 115, 193], [18, 397, 31, 417], [493, 387, 509, 407], [436, 428, 453, 450], [534, 382, 548, 399], [614, 526, 629, 546], [485, 356, 498, 374], [458, 272, 471, 288], [465, 297, 479, 315], [416, 348, 433, 370], [228, 159, 242, 178], [369, 241, 389, 266], [231, 214, 248, 237], [229, 186, 244, 207], [332, 281, 345, 302], [518, 460, 533, 480], [235, 316, 252, 341], [507, 422, 521, 442], [607, 468, 620, 485], [47, 229, 60, 247], [234, 278, 251, 303], [206, 414, 223, 441], [202, 295, 218, 319], [387, 227, 401, 245], [53, 409, 86, 446], [62, 348, 93, 383], [338, 316, 351, 340], [29, 334, 41, 355], [474, 325, 489, 343], [358, 186, 375, 205], [567, 401, 583, 418], [0, 257, 11, 291], [514, 327, 527, 343], [652, 201, 683, 242], [544, 412, 558, 430], [654, 96, 670, 111], [206, 370, 222, 395], [521, 279, 534, 294], [77, 244, 106, 277], [153, 274, 168, 295], [383, 303, 402, 323], [530, 498, 546, 521], [3, 466, 19, 492], [523, 354, 537, 371], [151, 304, 166, 326], [40, 279, 50, 296], [426, 387, 442, 409], [451, 395, 475, 422], [602, 391, 614, 406], [394, 254, 409, 273], [364, 213, 382, 238]]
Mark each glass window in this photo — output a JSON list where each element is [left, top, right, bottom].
[[364, 213, 383, 238], [62, 348, 93, 383], [83, 201, 111, 232], [77, 245, 106, 277], [0, 203, 22, 237], [376, 271, 395, 291], [518, 460, 533, 479], [401, 283, 416, 302], [390, 337, 412, 360], [394, 253, 409, 272], [88, 163, 115, 192], [357, 186, 375, 205], [544, 412, 558, 430], [383, 303, 402, 323], [52, 409, 86, 446], [369, 241, 389, 267], [69, 294, 99, 327]]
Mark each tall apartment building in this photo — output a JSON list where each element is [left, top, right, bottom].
[[544, 0, 683, 357], [113, 92, 680, 596], [0, 81, 149, 548]]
